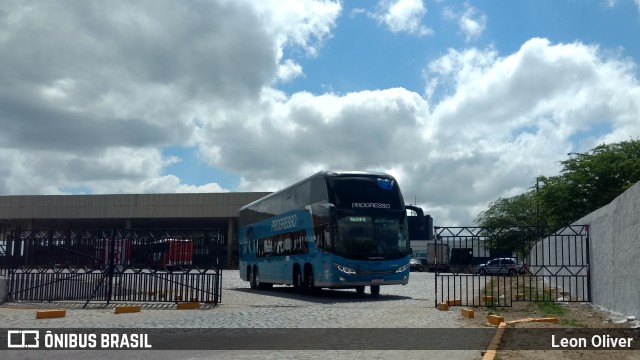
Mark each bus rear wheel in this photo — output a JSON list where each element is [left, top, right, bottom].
[[293, 269, 303, 293], [370, 285, 380, 295], [305, 271, 319, 295]]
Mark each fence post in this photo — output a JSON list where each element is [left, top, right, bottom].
[[433, 227, 439, 308], [585, 224, 591, 302], [7, 230, 16, 301], [106, 229, 116, 305]]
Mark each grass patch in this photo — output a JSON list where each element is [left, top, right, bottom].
[[536, 301, 566, 317], [560, 318, 583, 327]]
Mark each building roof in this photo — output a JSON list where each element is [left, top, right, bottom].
[[0, 192, 271, 219]]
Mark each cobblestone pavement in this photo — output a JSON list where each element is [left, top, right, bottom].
[[0, 271, 483, 360]]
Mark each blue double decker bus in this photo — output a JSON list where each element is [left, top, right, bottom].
[[238, 170, 424, 295]]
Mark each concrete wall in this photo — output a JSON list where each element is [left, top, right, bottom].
[[529, 181, 640, 316], [576, 181, 640, 318]]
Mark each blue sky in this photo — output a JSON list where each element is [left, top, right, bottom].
[[279, 1, 640, 95], [2, 0, 640, 225]]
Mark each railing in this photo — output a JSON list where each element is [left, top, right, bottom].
[[2, 228, 225, 307], [433, 225, 590, 307]]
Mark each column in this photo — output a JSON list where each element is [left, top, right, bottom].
[[227, 218, 235, 269]]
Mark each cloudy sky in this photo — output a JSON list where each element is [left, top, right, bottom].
[[2, 0, 640, 226]]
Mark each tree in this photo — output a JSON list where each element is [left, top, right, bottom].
[[474, 192, 540, 259], [537, 140, 640, 228], [475, 192, 537, 227]]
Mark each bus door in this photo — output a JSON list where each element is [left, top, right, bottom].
[[274, 233, 292, 284], [283, 231, 299, 285], [260, 237, 276, 283]]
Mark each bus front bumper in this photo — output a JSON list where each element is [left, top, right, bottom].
[[315, 276, 409, 288]]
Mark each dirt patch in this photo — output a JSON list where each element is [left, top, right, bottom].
[[457, 274, 639, 359], [466, 301, 638, 359]]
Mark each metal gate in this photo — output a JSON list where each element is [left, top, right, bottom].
[[0, 228, 224, 307], [433, 225, 590, 307]]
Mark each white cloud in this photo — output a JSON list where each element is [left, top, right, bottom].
[[139, 176, 228, 194], [0, 0, 340, 195], [443, 4, 487, 42], [459, 5, 487, 42], [261, 0, 341, 58], [371, 0, 433, 36], [606, 0, 640, 12], [417, 38, 640, 223], [276, 59, 305, 83], [1, 1, 639, 227], [195, 38, 640, 225]]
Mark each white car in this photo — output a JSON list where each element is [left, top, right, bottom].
[[409, 258, 425, 272], [475, 257, 527, 276]]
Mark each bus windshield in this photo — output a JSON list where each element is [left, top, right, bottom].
[[334, 215, 409, 259], [327, 176, 404, 210]]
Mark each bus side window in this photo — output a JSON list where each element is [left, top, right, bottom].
[[275, 234, 282, 255], [301, 233, 308, 253], [315, 227, 324, 249], [315, 226, 331, 251], [257, 238, 262, 257], [323, 226, 331, 249]]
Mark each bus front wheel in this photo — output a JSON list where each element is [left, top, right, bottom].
[[370, 285, 380, 296], [253, 267, 271, 290]]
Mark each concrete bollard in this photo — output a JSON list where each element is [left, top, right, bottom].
[[114, 305, 142, 314], [461, 308, 475, 318], [36, 310, 66, 319], [177, 302, 200, 310], [487, 314, 504, 326]]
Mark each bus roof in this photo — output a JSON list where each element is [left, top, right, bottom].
[[238, 170, 396, 212]]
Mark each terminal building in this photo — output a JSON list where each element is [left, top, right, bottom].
[[0, 192, 270, 268]]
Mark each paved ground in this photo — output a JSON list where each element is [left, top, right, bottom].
[[0, 271, 484, 359]]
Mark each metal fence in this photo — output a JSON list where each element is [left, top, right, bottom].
[[0, 234, 6, 277], [0, 228, 225, 307], [433, 225, 590, 307]]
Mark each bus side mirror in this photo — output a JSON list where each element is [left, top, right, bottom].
[[322, 203, 337, 224], [405, 205, 425, 230]]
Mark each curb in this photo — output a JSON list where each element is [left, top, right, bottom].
[[480, 316, 559, 360], [482, 322, 506, 360]]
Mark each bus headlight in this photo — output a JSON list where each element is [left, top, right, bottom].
[[334, 263, 357, 275], [396, 264, 409, 273]]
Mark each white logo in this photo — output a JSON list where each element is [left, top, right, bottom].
[[352, 202, 391, 209], [271, 214, 297, 232], [7, 330, 40, 348]]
